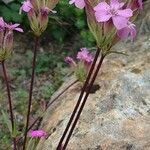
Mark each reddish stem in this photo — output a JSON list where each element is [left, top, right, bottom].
[[1, 61, 17, 150], [23, 36, 39, 150], [56, 47, 101, 150], [62, 54, 105, 150], [16, 80, 78, 145]]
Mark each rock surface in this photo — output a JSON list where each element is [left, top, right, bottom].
[[36, 33, 150, 150]]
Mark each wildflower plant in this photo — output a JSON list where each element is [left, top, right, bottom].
[[65, 48, 93, 82], [20, 0, 58, 36], [26, 130, 47, 150], [57, 0, 143, 149], [0, 0, 144, 149], [20, 0, 60, 149], [0, 17, 23, 150], [0, 17, 23, 61]]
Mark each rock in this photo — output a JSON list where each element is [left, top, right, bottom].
[[36, 33, 150, 150]]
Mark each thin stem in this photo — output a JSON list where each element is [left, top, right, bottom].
[[46, 79, 79, 109], [23, 36, 39, 150], [56, 48, 101, 150], [1, 61, 17, 150], [16, 79, 78, 144], [62, 54, 105, 150]]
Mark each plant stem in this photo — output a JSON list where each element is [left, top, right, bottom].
[[1, 61, 17, 150], [16, 79, 78, 145], [62, 53, 105, 150], [23, 36, 39, 150], [46, 79, 79, 109], [56, 47, 101, 150]]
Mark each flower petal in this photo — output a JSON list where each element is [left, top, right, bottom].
[[15, 28, 24, 32], [117, 27, 130, 39], [95, 11, 112, 22], [69, 0, 85, 9], [94, 2, 110, 11], [112, 16, 128, 30], [117, 9, 133, 18]]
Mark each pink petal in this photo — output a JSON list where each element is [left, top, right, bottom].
[[117, 27, 130, 39], [95, 11, 112, 22], [10, 24, 20, 28], [75, 0, 85, 9], [112, 16, 128, 30], [15, 28, 24, 32], [0, 17, 5, 28], [69, 0, 85, 9], [94, 2, 110, 11], [21, 1, 33, 12], [117, 9, 133, 18], [117, 23, 137, 40]]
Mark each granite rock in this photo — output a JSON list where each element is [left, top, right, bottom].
[[36, 33, 150, 150]]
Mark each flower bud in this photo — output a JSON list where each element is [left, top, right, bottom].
[[65, 56, 76, 67], [0, 18, 23, 62], [3, 31, 13, 52], [65, 48, 93, 82], [0, 31, 13, 61], [21, 0, 59, 36], [39, 7, 50, 33]]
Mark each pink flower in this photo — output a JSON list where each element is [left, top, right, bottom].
[[117, 22, 136, 40], [5, 23, 23, 32], [0, 17, 5, 30], [77, 48, 93, 64], [69, 0, 85, 9], [94, 0, 133, 30], [65, 56, 76, 67], [65, 56, 74, 64], [29, 130, 47, 138], [20, 0, 33, 13]]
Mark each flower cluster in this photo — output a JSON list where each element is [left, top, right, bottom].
[[69, 0, 143, 51], [20, 0, 59, 36], [0, 17, 23, 62], [65, 48, 93, 82], [29, 129, 47, 138]]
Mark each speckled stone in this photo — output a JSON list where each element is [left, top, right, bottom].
[[36, 34, 150, 150]]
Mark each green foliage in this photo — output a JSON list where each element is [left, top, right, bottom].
[[0, 0, 95, 46], [1, 110, 12, 134], [0, 0, 25, 23], [40, 63, 67, 100], [14, 89, 28, 114], [40, 83, 55, 100]]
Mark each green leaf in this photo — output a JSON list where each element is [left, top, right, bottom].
[[9, 3, 20, 12], [1, 110, 12, 134], [12, 121, 17, 138]]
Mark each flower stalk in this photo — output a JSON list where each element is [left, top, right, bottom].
[[1, 61, 17, 150], [23, 36, 39, 150], [62, 52, 105, 150], [56, 47, 101, 150]]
